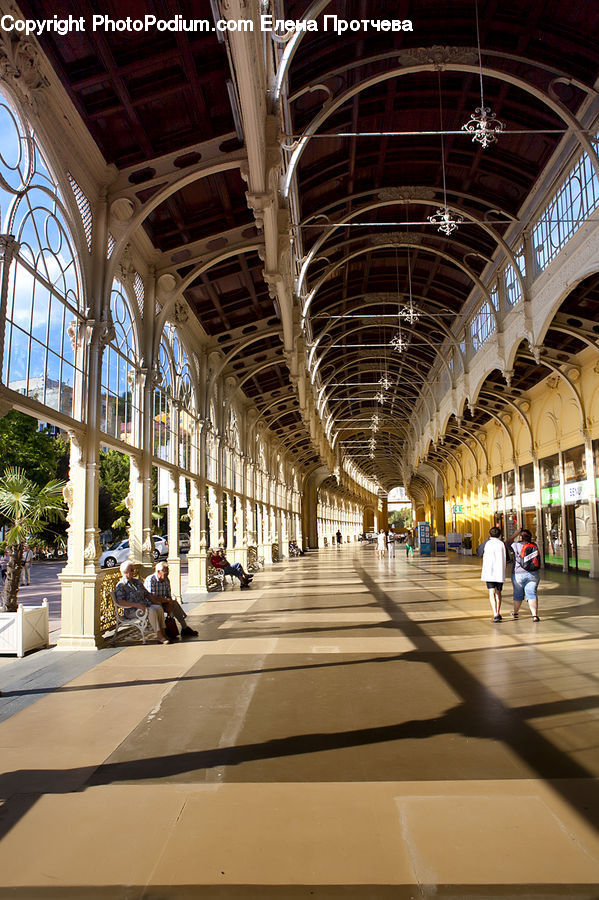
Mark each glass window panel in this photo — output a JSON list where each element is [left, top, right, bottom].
[[106, 394, 117, 437], [28, 337, 46, 387], [563, 445, 586, 482], [31, 281, 50, 344], [10, 262, 34, 331], [108, 349, 119, 393], [519, 463, 535, 493], [48, 295, 64, 354], [61, 366, 74, 416], [45, 350, 61, 409], [8, 326, 29, 386], [493, 474, 503, 499], [504, 469, 516, 495], [540, 454, 560, 487]]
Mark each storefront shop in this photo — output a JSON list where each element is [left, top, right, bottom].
[[540, 453, 563, 568], [493, 470, 520, 542], [540, 448, 591, 573], [563, 445, 590, 572], [519, 462, 537, 538]]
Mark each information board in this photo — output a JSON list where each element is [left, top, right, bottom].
[[418, 522, 431, 555]]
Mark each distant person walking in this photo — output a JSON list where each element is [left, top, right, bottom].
[[405, 533, 414, 557], [387, 531, 395, 558], [478, 526, 506, 622], [508, 528, 541, 621], [336, 530, 342, 545], [377, 529, 386, 559], [20, 544, 33, 585]]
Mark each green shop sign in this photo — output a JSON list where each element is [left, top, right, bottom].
[[541, 485, 561, 506]]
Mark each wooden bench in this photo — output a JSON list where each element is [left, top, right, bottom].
[[207, 552, 234, 591], [247, 545, 264, 572], [111, 590, 153, 643]]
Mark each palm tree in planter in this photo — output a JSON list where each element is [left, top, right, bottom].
[[0, 468, 66, 612]]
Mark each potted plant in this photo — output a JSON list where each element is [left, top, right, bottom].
[[0, 468, 65, 656]]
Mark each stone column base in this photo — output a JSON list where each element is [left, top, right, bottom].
[[186, 552, 207, 591], [57, 570, 106, 650]]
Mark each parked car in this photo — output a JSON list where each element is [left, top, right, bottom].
[[100, 539, 130, 569], [179, 533, 190, 553], [364, 532, 378, 543], [100, 535, 168, 568], [153, 535, 168, 559]]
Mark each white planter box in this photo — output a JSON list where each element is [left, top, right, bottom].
[[0, 601, 50, 657]]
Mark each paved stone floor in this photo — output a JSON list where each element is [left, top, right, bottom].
[[0, 545, 598, 898]]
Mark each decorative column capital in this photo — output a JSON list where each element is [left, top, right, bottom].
[[0, 234, 19, 263]]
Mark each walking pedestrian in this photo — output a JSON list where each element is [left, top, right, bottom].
[[20, 543, 33, 585], [478, 526, 506, 622], [376, 529, 386, 559], [387, 530, 395, 558], [405, 533, 414, 557], [508, 528, 541, 621]]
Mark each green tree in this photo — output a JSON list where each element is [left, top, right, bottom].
[[0, 411, 69, 486], [99, 449, 130, 533], [0, 468, 66, 611], [0, 412, 69, 552], [389, 508, 412, 529]]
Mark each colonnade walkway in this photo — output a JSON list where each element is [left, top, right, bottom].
[[0, 546, 599, 897]]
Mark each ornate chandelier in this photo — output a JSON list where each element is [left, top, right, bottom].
[[400, 241, 420, 323], [374, 389, 387, 405], [378, 374, 392, 391], [462, 1, 504, 149], [428, 206, 463, 236], [400, 301, 420, 324], [428, 71, 462, 236], [462, 106, 504, 149], [390, 331, 407, 353]]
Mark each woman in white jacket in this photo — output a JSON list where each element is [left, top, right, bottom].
[[376, 529, 387, 559], [479, 526, 506, 622]]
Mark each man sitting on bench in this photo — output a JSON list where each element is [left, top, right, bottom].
[[144, 562, 198, 638], [115, 561, 171, 644], [210, 548, 253, 589]]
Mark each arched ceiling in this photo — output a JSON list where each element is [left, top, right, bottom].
[[282, 0, 599, 487], [20, 0, 599, 486]]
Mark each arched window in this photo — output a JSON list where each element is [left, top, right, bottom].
[[470, 302, 495, 352], [153, 339, 173, 462], [205, 400, 218, 482], [0, 90, 85, 418], [162, 323, 195, 472], [225, 409, 240, 491], [100, 281, 138, 441]]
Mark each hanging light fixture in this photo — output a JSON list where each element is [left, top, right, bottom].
[[462, 1, 504, 148], [374, 389, 387, 405], [371, 414, 379, 431], [399, 238, 419, 325], [390, 331, 407, 353], [428, 72, 463, 236], [391, 245, 410, 353], [378, 374, 392, 391]]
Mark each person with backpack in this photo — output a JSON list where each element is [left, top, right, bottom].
[[508, 528, 541, 622]]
